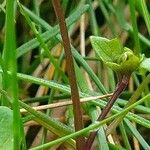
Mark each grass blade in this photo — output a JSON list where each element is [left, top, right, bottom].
[[3, 0, 21, 149]]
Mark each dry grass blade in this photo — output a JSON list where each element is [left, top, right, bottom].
[[20, 93, 112, 113]]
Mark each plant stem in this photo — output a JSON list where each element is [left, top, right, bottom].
[[52, 0, 85, 149], [86, 75, 130, 150]]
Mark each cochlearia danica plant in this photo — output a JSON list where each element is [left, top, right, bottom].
[[86, 36, 142, 150]]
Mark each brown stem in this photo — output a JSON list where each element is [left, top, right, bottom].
[[86, 75, 130, 150], [51, 0, 85, 149]]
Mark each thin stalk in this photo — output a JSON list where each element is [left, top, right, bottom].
[[20, 119, 27, 150], [86, 75, 130, 150], [129, 0, 141, 55], [4, 0, 21, 149], [52, 0, 85, 149]]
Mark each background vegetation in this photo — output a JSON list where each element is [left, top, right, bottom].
[[0, 0, 150, 150]]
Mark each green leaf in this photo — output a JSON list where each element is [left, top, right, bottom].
[[0, 106, 13, 150], [90, 36, 141, 75], [90, 36, 123, 63]]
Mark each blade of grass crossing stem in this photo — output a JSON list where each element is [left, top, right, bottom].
[[29, 93, 150, 150], [74, 62, 109, 150], [1, 68, 150, 129], [117, 98, 150, 114], [124, 119, 150, 150], [1, 69, 150, 128], [92, 100, 150, 128], [18, 5, 107, 94], [129, 0, 141, 55], [17, 72, 72, 94], [139, 0, 150, 35], [4, 0, 22, 149]]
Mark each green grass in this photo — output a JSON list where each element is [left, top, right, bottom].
[[0, 0, 150, 150], [2, 0, 22, 149]]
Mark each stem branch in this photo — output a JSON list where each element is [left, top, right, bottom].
[[86, 75, 130, 150]]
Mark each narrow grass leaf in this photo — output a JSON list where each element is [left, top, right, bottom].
[[4, 0, 21, 149], [124, 119, 150, 150], [17, 4, 89, 57]]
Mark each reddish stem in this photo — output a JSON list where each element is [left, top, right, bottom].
[[86, 75, 130, 150], [52, 0, 85, 149]]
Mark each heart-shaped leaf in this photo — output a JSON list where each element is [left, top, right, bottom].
[[0, 106, 13, 150], [90, 36, 141, 75]]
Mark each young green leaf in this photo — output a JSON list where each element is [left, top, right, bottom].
[[90, 36, 141, 75], [90, 36, 123, 63]]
